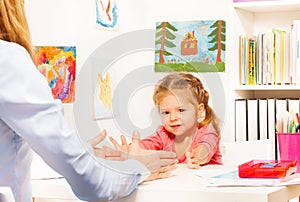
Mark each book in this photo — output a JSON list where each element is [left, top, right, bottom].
[[256, 34, 263, 85], [262, 32, 275, 84], [267, 98, 276, 158], [291, 20, 300, 84], [247, 99, 258, 141], [273, 32, 282, 84], [283, 32, 290, 84], [258, 99, 268, 140], [235, 99, 247, 142], [239, 35, 247, 85], [248, 38, 256, 85]]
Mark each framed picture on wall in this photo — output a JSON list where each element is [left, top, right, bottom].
[[93, 67, 119, 120], [95, 0, 118, 30], [34, 46, 76, 103], [155, 20, 226, 73]]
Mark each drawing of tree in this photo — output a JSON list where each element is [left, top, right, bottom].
[[208, 20, 225, 64], [155, 22, 178, 64]]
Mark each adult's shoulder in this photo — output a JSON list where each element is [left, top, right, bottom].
[[0, 40, 32, 69], [0, 40, 35, 70], [0, 40, 28, 56]]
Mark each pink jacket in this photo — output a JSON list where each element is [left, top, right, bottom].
[[140, 125, 222, 165]]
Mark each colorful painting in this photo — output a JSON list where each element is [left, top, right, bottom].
[[95, 0, 118, 29], [93, 70, 118, 119], [155, 20, 226, 72], [34, 46, 76, 103]]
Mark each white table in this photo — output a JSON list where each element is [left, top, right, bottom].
[[32, 164, 300, 202]]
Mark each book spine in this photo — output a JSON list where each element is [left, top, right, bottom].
[[248, 39, 256, 85]]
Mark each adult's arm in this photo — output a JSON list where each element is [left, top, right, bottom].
[[0, 41, 149, 201]]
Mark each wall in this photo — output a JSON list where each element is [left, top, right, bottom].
[[25, 0, 236, 144]]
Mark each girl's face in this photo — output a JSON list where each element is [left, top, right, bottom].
[[159, 93, 199, 137]]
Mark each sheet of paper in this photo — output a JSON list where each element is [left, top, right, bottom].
[[192, 169, 300, 187]]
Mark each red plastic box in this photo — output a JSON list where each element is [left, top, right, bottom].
[[238, 160, 297, 178]]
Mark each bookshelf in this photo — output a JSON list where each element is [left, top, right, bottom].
[[233, 0, 300, 98], [232, 0, 300, 161]]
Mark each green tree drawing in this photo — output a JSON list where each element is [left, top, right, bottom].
[[155, 22, 178, 64], [208, 20, 226, 64]]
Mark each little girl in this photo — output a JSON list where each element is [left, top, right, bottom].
[[111, 72, 222, 169]]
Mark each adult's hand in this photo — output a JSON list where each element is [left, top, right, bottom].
[[134, 150, 177, 182]]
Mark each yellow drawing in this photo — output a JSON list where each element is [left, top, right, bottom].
[[97, 73, 112, 110]]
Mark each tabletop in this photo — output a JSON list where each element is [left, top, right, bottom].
[[32, 164, 300, 202]]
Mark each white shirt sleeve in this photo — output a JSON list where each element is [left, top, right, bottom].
[[0, 41, 150, 201]]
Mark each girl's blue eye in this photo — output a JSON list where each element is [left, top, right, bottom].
[[179, 109, 186, 112]]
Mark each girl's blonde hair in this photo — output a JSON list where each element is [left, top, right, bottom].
[[153, 72, 220, 136], [0, 0, 35, 61]]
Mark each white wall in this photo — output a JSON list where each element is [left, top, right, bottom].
[[25, 0, 237, 145]]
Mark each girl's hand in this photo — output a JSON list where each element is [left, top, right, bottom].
[[88, 129, 127, 160], [186, 150, 201, 169], [108, 130, 148, 155], [109, 134, 130, 153], [186, 145, 210, 169]]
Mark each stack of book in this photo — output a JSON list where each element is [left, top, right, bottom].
[[234, 98, 300, 142], [239, 20, 300, 85]]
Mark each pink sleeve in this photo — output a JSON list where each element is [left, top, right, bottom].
[[139, 127, 170, 150], [192, 125, 222, 164]]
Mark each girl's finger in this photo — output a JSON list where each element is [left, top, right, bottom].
[[88, 130, 107, 147], [120, 135, 128, 146], [109, 136, 121, 150]]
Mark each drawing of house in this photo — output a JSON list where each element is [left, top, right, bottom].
[[181, 31, 198, 56]]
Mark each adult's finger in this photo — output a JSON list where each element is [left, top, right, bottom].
[[159, 164, 177, 173], [103, 156, 127, 161], [159, 158, 178, 167], [144, 169, 175, 182], [156, 150, 177, 159]]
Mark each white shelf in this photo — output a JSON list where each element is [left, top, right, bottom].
[[234, 0, 300, 95], [233, 0, 300, 12], [235, 85, 300, 91]]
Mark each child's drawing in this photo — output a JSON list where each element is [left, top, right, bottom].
[[155, 20, 226, 72], [94, 71, 118, 119], [95, 0, 118, 29], [98, 73, 112, 110], [34, 46, 76, 103]]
